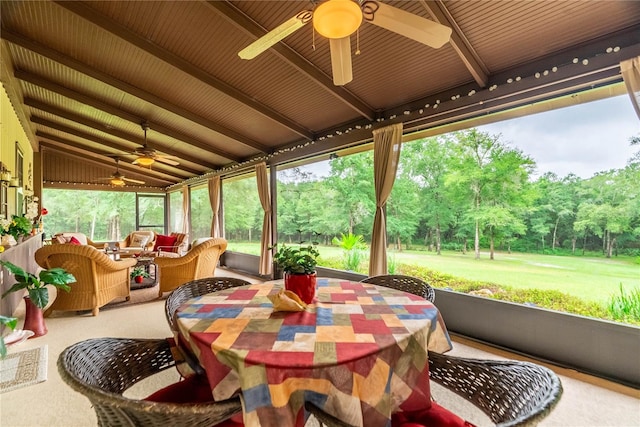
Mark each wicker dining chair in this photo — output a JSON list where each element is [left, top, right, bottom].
[[361, 274, 436, 303], [427, 352, 562, 427], [306, 352, 562, 427], [58, 337, 242, 427], [165, 277, 251, 333]]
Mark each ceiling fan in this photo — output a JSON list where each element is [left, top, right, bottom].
[[238, 0, 452, 86], [99, 157, 145, 187], [132, 121, 180, 167]]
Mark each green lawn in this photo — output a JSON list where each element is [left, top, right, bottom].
[[226, 242, 639, 303]]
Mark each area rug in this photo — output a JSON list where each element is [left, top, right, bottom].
[[0, 345, 48, 393]]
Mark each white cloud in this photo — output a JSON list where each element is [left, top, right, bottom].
[[479, 95, 639, 178]]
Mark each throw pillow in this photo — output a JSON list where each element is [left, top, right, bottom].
[[191, 237, 212, 248], [130, 233, 150, 248], [55, 234, 67, 244], [169, 232, 187, 252], [154, 234, 178, 251], [68, 236, 82, 245]]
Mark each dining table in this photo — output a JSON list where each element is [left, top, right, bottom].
[[174, 277, 452, 427]]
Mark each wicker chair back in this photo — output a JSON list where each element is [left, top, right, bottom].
[[165, 277, 251, 333], [58, 338, 242, 427], [361, 274, 436, 302]]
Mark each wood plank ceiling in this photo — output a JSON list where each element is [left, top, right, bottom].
[[1, 0, 639, 191]]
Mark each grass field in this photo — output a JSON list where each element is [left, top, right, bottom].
[[227, 242, 639, 303]]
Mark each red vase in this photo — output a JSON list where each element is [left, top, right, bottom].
[[135, 276, 144, 283], [23, 296, 47, 338], [284, 272, 317, 304]]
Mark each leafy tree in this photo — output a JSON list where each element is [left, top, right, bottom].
[[446, 129, 534, 260]]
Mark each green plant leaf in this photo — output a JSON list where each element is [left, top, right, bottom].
[[28, 288, 49, 309]]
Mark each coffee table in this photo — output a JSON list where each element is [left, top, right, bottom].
[[130, 257, 157, 289]]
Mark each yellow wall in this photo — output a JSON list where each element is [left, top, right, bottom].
[[1, 85, 33, 218]]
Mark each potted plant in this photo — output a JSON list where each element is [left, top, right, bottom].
[[7, 215, 32, 242], [0, 260, 76, 337], [130, 266, 150, 283], [273, 243, 320, 304]]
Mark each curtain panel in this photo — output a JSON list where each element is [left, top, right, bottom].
[[256, 163, 273, 275], [208, 176, 221, 238], [368, 123, 403, 276], [181, 185, 190, 237], [621, 56, 640, 120]]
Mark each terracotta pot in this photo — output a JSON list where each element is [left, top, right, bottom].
[[23, 296, 47, 337], [134, 276, 144, 283], [284, 272, 317, 304]]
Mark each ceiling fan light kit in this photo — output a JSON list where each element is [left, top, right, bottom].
[[313, 0, 362, 38], [110, 178, 125, 187], [134, 156, 155, 167]]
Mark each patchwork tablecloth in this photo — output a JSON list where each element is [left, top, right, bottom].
[[176, 278, 452, 427]]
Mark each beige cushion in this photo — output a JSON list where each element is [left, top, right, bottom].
[[191, 237, 212, 248], [130, 233, 150, 248]]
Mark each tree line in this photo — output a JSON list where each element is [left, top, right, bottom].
[[224, 129, 640, 259]]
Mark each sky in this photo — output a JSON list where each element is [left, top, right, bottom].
[[478, 94, 639, 179], [293, 94, 639, 181]]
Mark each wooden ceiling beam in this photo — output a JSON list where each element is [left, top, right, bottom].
[[55, 0, 313, 143], [15, 70, 242, 163], [37, 134, 184, 182], [204, 0, 376, 122], [1, 28, 268, 154], [419, 0, 489, 88], [39, 142, 176, 187], [25, 99, 211, 174]]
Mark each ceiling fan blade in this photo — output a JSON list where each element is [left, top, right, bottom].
[[371, 3, 452, 49], [329, 37, 353, 86], [123, 177, 145, 184], [155, 156, 180, 166], [239, 14, 309, 60]]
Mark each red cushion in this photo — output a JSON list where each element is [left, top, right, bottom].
[[68, 236, 82, 245], [392, 402, 475, 427], [153, 234, 177, 251], [145, 375, 244, 426], [145, 375, 213, 403]]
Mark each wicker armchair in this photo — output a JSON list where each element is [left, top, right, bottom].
[[35, 244, 137, 316], [165, 277, 250, 333], [154, 238, 228, 297], [306, 352, 562, 427], [361, 274, 436, 303], [116, 230, 157, 255], [58, 338, 242, 427]]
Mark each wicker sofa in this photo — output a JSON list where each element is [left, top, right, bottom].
[[115, 230, 157, 256], [154, 238, 227, 297], [35, 244, 137, 316]]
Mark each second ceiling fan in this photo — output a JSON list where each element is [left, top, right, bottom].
[[132, 121, 180, 167], [238, 0, 452, 85]]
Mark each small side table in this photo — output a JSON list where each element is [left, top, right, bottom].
[[130, 257, 157, 289]]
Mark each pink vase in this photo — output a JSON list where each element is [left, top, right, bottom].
[[23, 296, 47, 337], [284, 272, 317, 304]]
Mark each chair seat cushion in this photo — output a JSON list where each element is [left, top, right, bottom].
[[145, 375, 244, 426], [145, 375, 213, 403], [392, 402, 475, 427]]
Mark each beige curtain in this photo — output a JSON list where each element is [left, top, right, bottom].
[[208, 176, 221, 238], [621, 56, 640, 120], [256, 163, 273, 275], [368, 123, 403, 276], [181, 185, 190, 236]]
